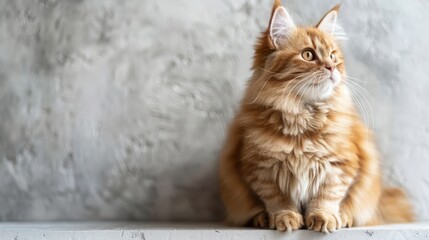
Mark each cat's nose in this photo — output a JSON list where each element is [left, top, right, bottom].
[[325, 65, 335, 72]]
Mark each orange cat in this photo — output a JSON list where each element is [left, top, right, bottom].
[[219, 0, 414, 233]]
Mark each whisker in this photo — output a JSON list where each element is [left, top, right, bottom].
[[344, 75, 376, 84], [297, 73, 324, 104], [345, 85, 367, 123], [257, 67, 279, 74], [351, 86, 374, 130], [279, 75, 307, 103], [289, 72, 324, 106], [294, 79, 311, 104], [247, 77, 271, 104], [285, 73, 317, 104], [247, 72, 308, 105], [345, 82, 374, 130]]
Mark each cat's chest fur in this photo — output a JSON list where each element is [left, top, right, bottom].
[[244, 102, 341, 206], [275, 105, 336, 207], [275, 150, 333, 207]]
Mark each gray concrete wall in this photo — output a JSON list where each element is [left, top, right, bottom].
[[0, 0, 428, 221]]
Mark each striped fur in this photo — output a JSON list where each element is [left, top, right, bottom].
[[219, 1, 414, 233]]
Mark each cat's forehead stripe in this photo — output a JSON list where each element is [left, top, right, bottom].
[[306, 30, 332, 55], [309, 36, 317, 50]]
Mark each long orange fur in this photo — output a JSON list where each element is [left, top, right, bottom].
[[219, 0, 414, 232]]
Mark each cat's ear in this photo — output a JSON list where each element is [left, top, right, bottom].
[[316, 5, 346, 40], [268, 1, 296, 49]]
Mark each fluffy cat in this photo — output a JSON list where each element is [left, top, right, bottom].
[[219, 0, 414, 233]]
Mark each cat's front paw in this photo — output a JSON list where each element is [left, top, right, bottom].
[[251, 211, 269, 228], [269, 210, 304, 232], [306, 210, 342, 233], [340, 209, 353, 228]]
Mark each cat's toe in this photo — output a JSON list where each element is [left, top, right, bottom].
[[269, 210, 304, 232], [306, 210, 342, 233], [340, 210, 353, 228], [251, 211, 269, 228]]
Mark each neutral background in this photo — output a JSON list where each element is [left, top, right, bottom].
[[0, 0, 428, 221]]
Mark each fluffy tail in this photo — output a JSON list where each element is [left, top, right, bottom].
[[378, 188, 415, 223]]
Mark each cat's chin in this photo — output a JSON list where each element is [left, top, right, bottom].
[[302, 80, 337, 102]]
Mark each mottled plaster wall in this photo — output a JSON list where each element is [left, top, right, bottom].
[[0, 0, 428, 221]]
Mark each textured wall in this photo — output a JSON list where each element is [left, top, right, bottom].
[[0, 0, 428, 221]]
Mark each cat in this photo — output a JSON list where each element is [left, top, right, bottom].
[[219, 0, 414, 233]]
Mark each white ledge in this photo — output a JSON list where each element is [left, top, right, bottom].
[[0, 222, 428, 240]]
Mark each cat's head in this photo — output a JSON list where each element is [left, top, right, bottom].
[[250, 0, 346, 108]]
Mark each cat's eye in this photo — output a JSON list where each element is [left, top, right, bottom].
[[330, 53, 336, 62], [302, 50, 314, 61]]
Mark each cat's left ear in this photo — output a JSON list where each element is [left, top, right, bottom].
[[316, 4, 346, 40]]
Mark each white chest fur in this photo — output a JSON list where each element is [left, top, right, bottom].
[[274, 138, 335, 208], [276, 157, 332, 207]]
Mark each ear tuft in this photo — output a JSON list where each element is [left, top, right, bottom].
[[269, 7, 296, 49], [316, 5, 347, 41]]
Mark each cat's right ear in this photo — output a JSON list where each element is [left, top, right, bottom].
[[268, 2, 296, 49]]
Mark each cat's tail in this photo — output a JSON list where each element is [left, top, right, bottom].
[[378, 187, 415, 223]]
